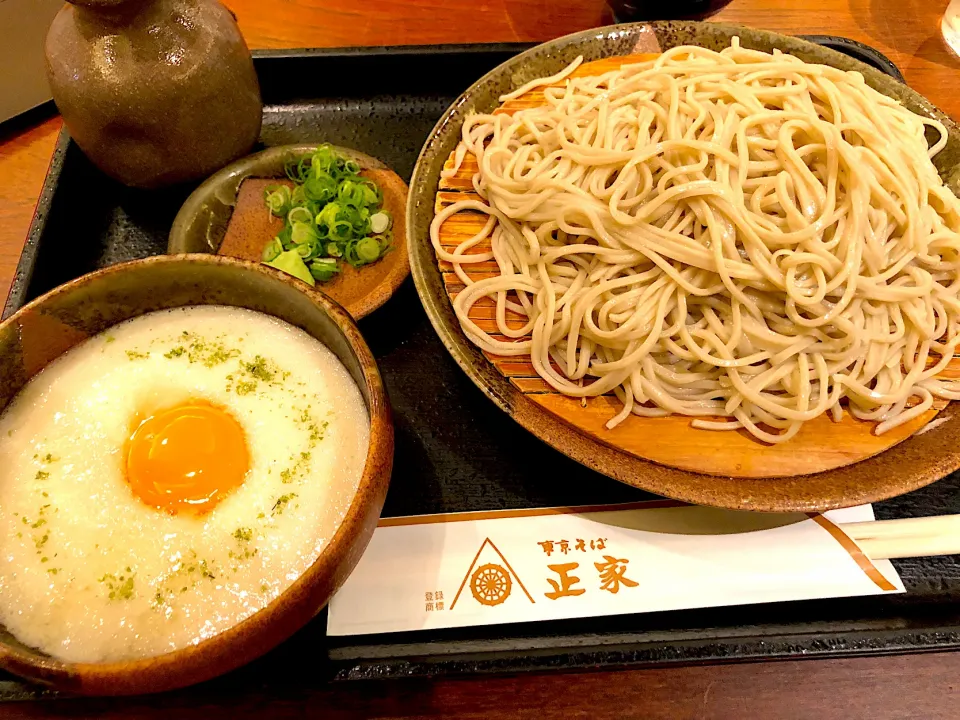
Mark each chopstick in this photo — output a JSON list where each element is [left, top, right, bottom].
[[841, 515, 960, 560]]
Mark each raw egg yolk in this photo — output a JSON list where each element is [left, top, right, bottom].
[[124, 400, 249, 514]]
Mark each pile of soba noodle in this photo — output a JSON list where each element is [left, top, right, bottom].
[[431, 39, 960, 443]]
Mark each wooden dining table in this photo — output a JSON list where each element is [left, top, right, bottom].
[[3, 0, 960, 716]]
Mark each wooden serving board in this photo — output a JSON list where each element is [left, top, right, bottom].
[[434, 54, 950, 479]]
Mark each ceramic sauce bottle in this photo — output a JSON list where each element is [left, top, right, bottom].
[[45, 0, 262, 188]]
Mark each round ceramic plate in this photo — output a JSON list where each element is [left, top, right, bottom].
[[169, 144, 409, 320], [407, 21, 960, 512]]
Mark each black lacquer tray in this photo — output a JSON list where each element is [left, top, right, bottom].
[[3, 39, 959, 703]]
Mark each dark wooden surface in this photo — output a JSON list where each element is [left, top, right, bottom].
[[3, 0, 960, 716], [1, 652, 958, 718]]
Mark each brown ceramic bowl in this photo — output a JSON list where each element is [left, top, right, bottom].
[[168, 144, 410, 320], [408, 21, 960, 512], [0, 254, 393, 695]]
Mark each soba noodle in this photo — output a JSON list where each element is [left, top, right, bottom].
[[431, 39, 960, 444]]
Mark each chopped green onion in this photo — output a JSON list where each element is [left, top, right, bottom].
[[309, 258, 339, 281], [371, 232, 393, 252], [355, 237, 382, 264], [358, 179, 381, 205], [291, 185, 306, 206], [349, 207, 371, 236], [287, 206, 313, 225], [370, 211, 391, 234], [264, 185, 292, 216], [330, 219, 353, 242], [296, 239, 321, 260], [265, 249, 315, 286], [263, 144, 390, 283], [304, 175, 336, 203], [291, 221, 318, 246], [315, 202, 342, 230], [261, 237, 283, 262]]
